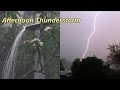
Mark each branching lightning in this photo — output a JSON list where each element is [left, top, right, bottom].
[[82, 11, 101, 59]]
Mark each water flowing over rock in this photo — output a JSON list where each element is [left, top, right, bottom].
[[2, 24, 45, 79], [2, 28, 26, 79]]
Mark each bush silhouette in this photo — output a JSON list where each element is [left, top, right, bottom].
[[71, 56, 110, 79]]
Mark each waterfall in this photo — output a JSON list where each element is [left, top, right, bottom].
[[2, 27, 26, 79], [2, 23, 46, 79]]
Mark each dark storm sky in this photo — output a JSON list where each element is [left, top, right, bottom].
[[60, 11, 120, 62]]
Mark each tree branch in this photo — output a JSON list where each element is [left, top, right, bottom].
[[50, 30, 59, 47], [21, 69, 34, 79], [21, 68, 45, 79], [42, 45, 59, 69]]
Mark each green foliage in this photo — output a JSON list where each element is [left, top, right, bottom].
[[0, 11, 20, 25], [0, 11, 60, 79], [40, 21, 60, 61], [0, 24, 21, 78], [7, 11, 19, 18], [35, 11, 59, 18]]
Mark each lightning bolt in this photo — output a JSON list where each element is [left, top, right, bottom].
[[82, 11, 100, 59]]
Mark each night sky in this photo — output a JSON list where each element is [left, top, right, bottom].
[[60, 11, 120, 62]]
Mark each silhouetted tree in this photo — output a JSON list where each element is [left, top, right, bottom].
[[71, 56, 110, 79], [107, 43, 120, 68], [60, 60, 65, 71]]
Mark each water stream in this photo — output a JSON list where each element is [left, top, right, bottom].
[[2, 27, 26, 79]]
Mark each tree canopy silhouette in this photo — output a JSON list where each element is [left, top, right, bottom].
[[71, 56, 110, 79], [107, 43, 120, 68], [60, 60, 65, 71]]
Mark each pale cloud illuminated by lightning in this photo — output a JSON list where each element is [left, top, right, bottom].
[[82, 11, 101, 60]]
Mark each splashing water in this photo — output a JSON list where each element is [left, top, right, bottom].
[[2, 27, 26, 79]]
